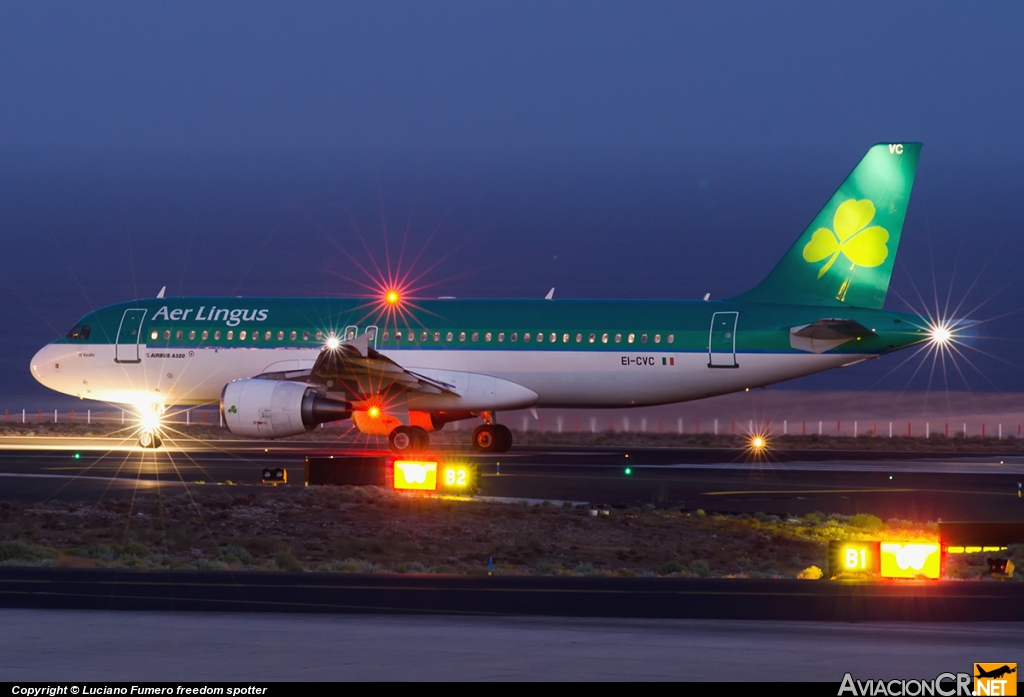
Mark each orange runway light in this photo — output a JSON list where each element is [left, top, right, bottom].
[[385, 290, 401, 305], [880, 543, 941, 579], [393, 460, 438, 491]]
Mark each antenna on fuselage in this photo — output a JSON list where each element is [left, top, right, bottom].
[[545, 288, 555, 300], [156, 286, 166, 298]]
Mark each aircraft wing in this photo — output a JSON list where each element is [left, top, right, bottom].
[[260, 333, 458, 398]]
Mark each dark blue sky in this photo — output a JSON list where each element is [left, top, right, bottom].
[[3, 2, 1024, 405]]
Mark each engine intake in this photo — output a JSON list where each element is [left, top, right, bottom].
[[221, 379, 351, 439]]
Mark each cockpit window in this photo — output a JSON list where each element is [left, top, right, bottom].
[[80, 325, 91, 340], [65, 325, 82, 340]]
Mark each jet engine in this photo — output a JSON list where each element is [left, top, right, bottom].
[[221, 379, 351, 438]]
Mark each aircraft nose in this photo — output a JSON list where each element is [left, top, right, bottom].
[[30, 344, 54, 384]]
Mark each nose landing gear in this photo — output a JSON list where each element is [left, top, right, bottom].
[[138, 430, 163, 449], [472, 423, 512, 453]]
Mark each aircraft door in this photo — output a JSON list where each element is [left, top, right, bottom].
[[364, 325, 378, 349], [708, 311, 738, 368], [343, 325, 359, 341], [115, 309, 147, 364]]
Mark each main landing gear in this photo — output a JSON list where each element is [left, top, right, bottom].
[[388, 425, 430, 455], [472, 424, 512, 453]]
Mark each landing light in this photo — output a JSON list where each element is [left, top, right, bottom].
[[139, 411, 162, 432], [385, 290, 401, 305], [325, 335, 341, 350]]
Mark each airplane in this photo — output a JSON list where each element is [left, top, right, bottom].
[[975, 665, 1016, 680], [31, 142, 944, 453]]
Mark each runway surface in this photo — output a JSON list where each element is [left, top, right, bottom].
[[1, 440, 1022, 520], [1, 567, 1022, 621], [2, 608, 1018, 681]]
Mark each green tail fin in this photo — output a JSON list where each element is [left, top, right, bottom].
[[736, 142, 921, 309]]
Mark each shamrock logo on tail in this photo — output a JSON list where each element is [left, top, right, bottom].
[[228, 405, 237, 414], [802, 199, 889, 279]]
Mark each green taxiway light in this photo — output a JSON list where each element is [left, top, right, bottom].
[[624, 467, 632, 475], [74, 453, 80, 459]]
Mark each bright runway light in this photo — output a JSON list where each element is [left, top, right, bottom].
[[385, 289, 401, 305], [750, 436, 766, 450], [326, 335, 341, 350]]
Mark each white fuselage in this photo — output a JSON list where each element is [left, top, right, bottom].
[[30, 341, 866, 411]]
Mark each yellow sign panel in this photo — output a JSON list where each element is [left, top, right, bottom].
[[393, 460, 438, 491], [975, 663, 1017, 696], [880, 543, 940, 579], [442, 465, 471, 488]]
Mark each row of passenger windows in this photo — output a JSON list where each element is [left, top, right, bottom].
[[150, 328, 676, 345], [383, 330, 674, 345], [152, 329, 324, 342]]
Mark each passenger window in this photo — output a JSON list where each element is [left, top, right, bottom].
[[302, 331, 309, 341], [277, 331, 283, 341], [485, 332, 492, 342], [588, 333, 596, 343], [536, 333, 542, 343], [523, 333, 531, 342], [550, 333, 556, 343], [575, 333, 582, 343], [290, 330, 297, 341], [654, 334, 661, 344], [615, 333, 622, 343], [511, 332, 518, 342], [80, 325, 91, 340], [628, 333, 635, 344], [188, 330, 196, 340], [214, 330, 221, 340], [459, 332, 466, 342], [254, 332, 259, 343], [176, 330, 183, 340], [66, 325, 81, 340], [202, 330, 208, 340], [601, 333, 608, 343], [226, 330, 233, 340], [497, 332, 504, 342], [434, 332, 441, 341], [407, 331, 415, 341], [668, 334, 674, 344], [164, 330, 171, 340], [563, 333, 570, 343], [382, 331, 389, 342], [151, 331, 158, 341], [265, 331, 272, 341], [240, 331, 247, 340], [315, 331, 323, 341], [472, 332, 479, 342], [421, 331, 428, 341], [641, 334, 648, 343], [446, 331, 454, 342]]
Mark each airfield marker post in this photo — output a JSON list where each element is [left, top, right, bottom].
[[854, 421, 857, 437], [54, 409, 57, 423], [889, 422, 892, 438], [907, 422, 911, 437], [87, 410, 90, 424], [696, 419, 700, 434], [714, 418, 718, 435], [945, 423, 949, 438], [748, 420, 753, 434], [926, 423, 929, 439], [784, 420, 787, 435], [187, 410, 190, 427], [803, 420, 806, 435], [678, 418, 683, 434], [22, 409, 25, 423], [818, 420, 822, 436], [872, 422, 876, 437], [999, 424, 1002, 439], [964, 423, 967, 437]]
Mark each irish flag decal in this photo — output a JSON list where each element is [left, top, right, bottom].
[[662, 357, 675, 366]]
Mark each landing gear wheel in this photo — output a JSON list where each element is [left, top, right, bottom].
[[389, 426, 416, 454], [138, 431, 162, 449], [389, 426, 430, 454], [494, 424, 513, 452], [472, 424, 501, 453], [410, 426, 430, 452]]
